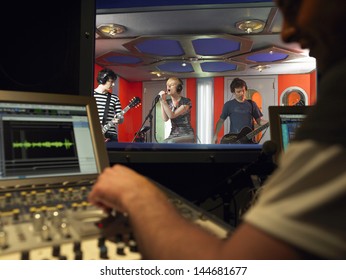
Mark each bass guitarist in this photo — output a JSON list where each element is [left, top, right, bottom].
[[213, 78, 268, 144], [94, 68, 124, 142]]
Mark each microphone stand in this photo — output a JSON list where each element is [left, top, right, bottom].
[[132, 97, 159, 143], [220, 141, 278, 226], [221, 167, 251, 227]]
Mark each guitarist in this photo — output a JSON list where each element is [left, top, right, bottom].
[[213, 78, 268, 144], [94, 68, 124, 142]]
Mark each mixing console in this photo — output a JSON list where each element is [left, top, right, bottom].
[[0, 180, 232, 260]]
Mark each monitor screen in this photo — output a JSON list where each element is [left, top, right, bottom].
[[269, 105, 313, 158], [0, 90, 109, 187]]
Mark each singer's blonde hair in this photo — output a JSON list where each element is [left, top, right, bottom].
[[166, 77, 183, 92]]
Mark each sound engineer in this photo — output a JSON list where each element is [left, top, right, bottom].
[[89, 0, 346, 259]]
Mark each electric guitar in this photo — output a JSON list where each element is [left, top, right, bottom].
[[220, 122, 269, 144], [102, 96, 141, 142]]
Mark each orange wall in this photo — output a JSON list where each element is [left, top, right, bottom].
[[213, 77, 225, 143], [278, 71, 317, 105], [310, 70, 317, 104], [94, 64, 103, 89], [185, 78, 197, 133], [118, 79, 143, 142]]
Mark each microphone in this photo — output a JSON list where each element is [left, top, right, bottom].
[[154, 94, 160, 103], [250, 140, 277, 165], [155, 91, 166, 103], [216, 140, 278, 226]]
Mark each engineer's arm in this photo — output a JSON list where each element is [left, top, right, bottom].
[[88, 164, 305, 260]]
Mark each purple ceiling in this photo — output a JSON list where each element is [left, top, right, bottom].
[[94, 0, 315, 81]]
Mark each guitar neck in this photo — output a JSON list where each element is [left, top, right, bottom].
[[102, 106, 131, 134], [246, 122, 269, 139], [117, 106, 131, 117]]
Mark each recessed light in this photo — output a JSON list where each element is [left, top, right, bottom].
[[250, 64, 271, 72], [150, 71, 162, 77], [97, 24, 126, 38], [236, 20, 265, 34]]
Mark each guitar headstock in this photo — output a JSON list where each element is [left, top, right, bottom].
[[128, 97, 141, 108]]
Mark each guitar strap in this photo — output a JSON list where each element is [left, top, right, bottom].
[[247, 99, 254, 129], [102, 93, 112, 125]]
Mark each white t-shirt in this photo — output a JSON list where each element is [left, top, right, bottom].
[[244, 140, 346, 259]]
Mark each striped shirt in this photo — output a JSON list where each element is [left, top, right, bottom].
[[93, 91, 122, 137]]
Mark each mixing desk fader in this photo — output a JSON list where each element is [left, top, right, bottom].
[[0, 180, 232, 260]]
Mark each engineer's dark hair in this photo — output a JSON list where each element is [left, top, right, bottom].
[[230, 78, 248, 93]]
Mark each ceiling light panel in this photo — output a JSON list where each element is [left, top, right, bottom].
[[232, 46, 309, 64], [95, 51, 156, 66], [200, 62, 237, 72], [135, 39, 185, 56], [192, 38, 240, 56], [123, 34, 253, 59], [157, 62, 194, 73], [247, 52, 288, 62]]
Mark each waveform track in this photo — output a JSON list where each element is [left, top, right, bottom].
[[12, 139, 74, 149]]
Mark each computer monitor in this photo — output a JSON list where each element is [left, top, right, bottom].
[[269, 105, 313, 159], [0, 90, 109, 187]]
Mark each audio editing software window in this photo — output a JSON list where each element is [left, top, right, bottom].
[[279, 113, 306, 152], [0, 102, 98, 180]]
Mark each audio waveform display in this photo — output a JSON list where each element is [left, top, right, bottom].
[[12, 139, 74, 149]]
